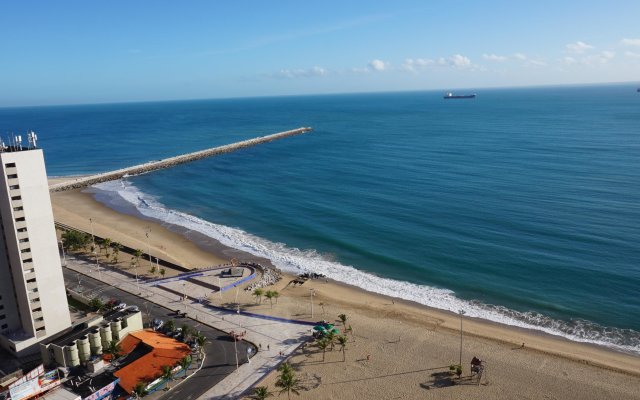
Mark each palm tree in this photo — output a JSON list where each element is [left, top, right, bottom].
[[316, 338, 329, 362], [180, 324, 191, 342], [132, 248, 143, 270], [273, 290, 280, 304], [325, 330, 337, 351], [89, 297, 104, 312], [164, 319, 175, 334], [179, 356, 191, 378], [104, 340, 122, 360], [160, 268, 166, 278], [337, 335, 348, 362], [61, 230, 90, 251], [251, 386, 273, 400], [265, 290, 275, 308], [112, 242, 121, 264], [132, 382, 148, 399], [275, 363, 300, 400], [347, 324, 355, 342], [253, 288, 264, 304], [277, 362, 293, 375], [338, 314, 348, 330], [161, 365, 174, 389], [195, 332, 207, 360], [102, 237, 112, 258], [149, 265, 157, 275]]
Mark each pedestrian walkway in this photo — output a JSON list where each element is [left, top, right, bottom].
[[64, 256, 311, 400]]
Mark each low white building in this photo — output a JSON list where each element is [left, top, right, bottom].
[[40, 310, 143, 368]]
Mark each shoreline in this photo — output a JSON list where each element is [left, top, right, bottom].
[[49, 178, 640, 398]]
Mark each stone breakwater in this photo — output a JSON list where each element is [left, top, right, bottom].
[[245, 266, 282, 292], [49, 127, 313, 192]]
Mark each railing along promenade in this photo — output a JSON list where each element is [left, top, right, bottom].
[[49, 127, 313, 192]]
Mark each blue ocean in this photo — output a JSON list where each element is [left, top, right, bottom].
[[2, 83, 639, 354]]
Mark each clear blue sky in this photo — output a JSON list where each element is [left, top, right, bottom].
[[2, 0, 639, 106]]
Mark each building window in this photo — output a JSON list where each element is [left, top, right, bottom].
[[23, 258, 33, 263], [27, 278, 36, 283], [15, 217, 25, 222], [35, 327, 45, 332], [21, 248, 31, 253], [30, 298, 40, 303], [5, 163, 16, 168], [19, 238, 29, 243], [1, 324, 7, 330], [11, 195, 21, 201], [0, 305, 3, 310], [0, 315, 6, 320], [17, 227, 27, 232], [32, 307, 41, 312], [7, 174, 18, 179], [34, 317, 44, 322], [14, 206, 24, 212], [9, 185, 19, 190]]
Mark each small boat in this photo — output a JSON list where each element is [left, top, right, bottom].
[[444, 92, 476, 99]]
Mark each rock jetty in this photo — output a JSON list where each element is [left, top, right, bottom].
[[49, 127, 313, 192]]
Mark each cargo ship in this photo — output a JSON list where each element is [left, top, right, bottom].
[[444, 92, 476, 99]]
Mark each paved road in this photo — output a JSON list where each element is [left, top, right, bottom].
[[62, 268, 254, 400], [63, 255, 311, 399]]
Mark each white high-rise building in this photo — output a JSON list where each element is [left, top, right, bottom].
[[0, 143, 71, 356]]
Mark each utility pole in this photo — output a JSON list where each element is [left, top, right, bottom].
[[310, 288, 315, 319], [459, 309, 466, 367], [145, 228, 152, 272]]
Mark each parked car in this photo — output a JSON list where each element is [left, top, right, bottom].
[[114, 303, 127, 310], [152, 319, 164, 330], [126, 305, 139, 312]]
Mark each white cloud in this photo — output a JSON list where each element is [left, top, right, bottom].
[[482, 53, 507, 62], [566, 41, 594, 54], [437, 54, 472, 68], [621, 38, 640, 46], [402, 58, 434, 71], [513, 53, 527, 60], [271, 66, 328, 79], [402, 54, 474, 71], [624, 51, 640, 58], [368, 59, 387, 71], [563, 51, 615, 66]]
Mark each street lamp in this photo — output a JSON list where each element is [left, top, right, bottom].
[[145, 229, 152, 272], [183, 282, 187, 314], [89, 218, 101, 279], [58, 240, 67, 267], [459, 309, 466, 368], [233, 334, 239, 372], [309, 288, 315, 319], [134, 263, 140, 293]]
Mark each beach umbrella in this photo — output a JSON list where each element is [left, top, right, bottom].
[[313, 326, 326, 331]]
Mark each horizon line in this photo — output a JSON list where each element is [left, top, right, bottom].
[[2, 80, 639, 110]]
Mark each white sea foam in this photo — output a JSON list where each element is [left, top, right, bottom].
[[93, 179, 640, 355]]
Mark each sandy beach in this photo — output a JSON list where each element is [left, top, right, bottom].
[[49, 181, 640, 399]]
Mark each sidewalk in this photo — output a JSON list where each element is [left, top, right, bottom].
[[64, 256, 311, 399]]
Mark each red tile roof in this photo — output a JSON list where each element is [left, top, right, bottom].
[[113, 330, 191, 394]]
